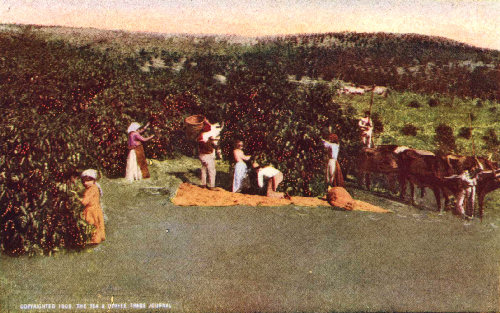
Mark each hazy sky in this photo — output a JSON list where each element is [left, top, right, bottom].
[[1, 0, 499, 50]]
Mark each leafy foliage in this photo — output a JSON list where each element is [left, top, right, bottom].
[[482, 128, 500, 160], [1, 109, 91, 255], [408, 100, 421, 108], [434, 124, 457, 155], [428, 98, 440, 107], [370, 112, 384, 134], [401, 124, 418, 136], [458, 127, 472, 139]]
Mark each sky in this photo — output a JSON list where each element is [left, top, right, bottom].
[[0, 0, 499, 50]]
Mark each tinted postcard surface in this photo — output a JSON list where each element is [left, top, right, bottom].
[[1, 1, 499, 312]]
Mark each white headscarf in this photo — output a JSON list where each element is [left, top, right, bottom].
[[81, 169, 103, 196], [127, 122, 141, 133], [81, 169, 98, 180]]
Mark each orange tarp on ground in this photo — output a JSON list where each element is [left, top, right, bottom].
[[172, 183, 390, 213]]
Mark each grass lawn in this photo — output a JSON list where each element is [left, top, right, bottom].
[[1, 156, 499, 312]]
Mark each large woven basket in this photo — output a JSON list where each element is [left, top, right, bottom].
[[184, 115, 205, 141]]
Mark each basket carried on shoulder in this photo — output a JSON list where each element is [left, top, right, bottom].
[[184, 115, 206, 141]]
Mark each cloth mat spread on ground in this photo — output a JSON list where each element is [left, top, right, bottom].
[[172, 183, 390, 213]]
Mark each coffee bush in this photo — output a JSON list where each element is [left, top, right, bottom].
[[401, 124, 418, 136], [435, 123, 457, 155]]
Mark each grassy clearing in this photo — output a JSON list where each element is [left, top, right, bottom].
[[1, 157, 499, 312], [339, 91, 499, 157]]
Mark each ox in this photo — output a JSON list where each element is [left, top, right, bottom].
[[399, 150, 496, 216], [357, 145, 408, 193], [440, 157, 498, 218], [477, 170, 500, 220], [397, 149, 451, 212], [442, 168, 500, 219]]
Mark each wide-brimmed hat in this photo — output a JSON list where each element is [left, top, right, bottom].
[[127, 122, 141, 133], [81, 169, 98, 180]]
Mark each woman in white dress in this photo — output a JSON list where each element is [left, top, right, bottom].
[[232, 140, 251, 192], [125, 122, 154, 182]]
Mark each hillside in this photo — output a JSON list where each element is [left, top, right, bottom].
[[2, 24, 498, 100], [265, 32, 500, 100]]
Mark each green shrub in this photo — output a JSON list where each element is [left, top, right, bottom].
[[482, 128, 500, 160], [371, 112, 384, 134], [458, 127, 472, 139], [401, 124, 418, 136], [1, 109, 91, 255], [408, 100, 421, 108], [434, 123, 457, 155], [428, 98, 440, 107]]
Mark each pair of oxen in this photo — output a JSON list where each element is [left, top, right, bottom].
[[357, 145, 500, 219]]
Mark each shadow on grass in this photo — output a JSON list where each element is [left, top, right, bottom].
[[171, 169, 235, 192], [346, 180, 455, 214], [216, 170, 233, 191], [171, 171, 194, 184]]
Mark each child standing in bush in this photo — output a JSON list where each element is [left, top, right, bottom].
[[126, 122, 154, 181], [232, 140, 251, 193], [80, 169, 105, 245]]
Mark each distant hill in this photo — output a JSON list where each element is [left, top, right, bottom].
[[261, 32, 499, 100], [1, 23, 498, 100]]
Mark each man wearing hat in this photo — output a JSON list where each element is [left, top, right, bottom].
[[322, 133, 344, 187]]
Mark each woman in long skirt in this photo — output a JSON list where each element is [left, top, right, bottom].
[[125, 122, 154, 182]]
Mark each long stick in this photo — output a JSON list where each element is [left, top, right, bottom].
[[367, 86, 375, 148], [469, 112, 476, 157], [368, 85, 375, 119]]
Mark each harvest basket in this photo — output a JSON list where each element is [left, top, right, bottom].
[[184, 115, 205, 141]]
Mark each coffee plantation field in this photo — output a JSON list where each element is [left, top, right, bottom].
[[0, 24, 499, 259]]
